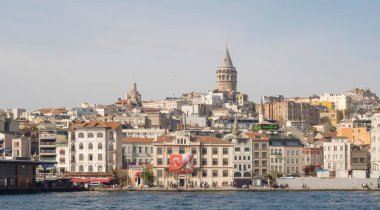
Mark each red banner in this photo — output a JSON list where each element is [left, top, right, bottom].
[[169, 154, 194, 173]]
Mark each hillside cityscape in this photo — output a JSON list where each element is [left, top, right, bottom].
[[1, 46, 380, 191]]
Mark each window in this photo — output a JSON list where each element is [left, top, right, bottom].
[[212, 158, 218, 165], [235, 147, 241, 152], [98, 165, 103, 172], [244, 147, 250, 152], [79, 154, 84, 161], [71, 155, 75, 163], [202, 170, 207, 177], [262, 160, 267, 166], [179, 147, 185, 154], [223, 158, 228, 165], [88, 132, 94, 138], [78, 132, 84, 138], [248, 156, 251, 161], [97, 132, 103, 138], [157, 170, 163, 177], [88, 143, 93, 150], [193, 158, 197, 165], [202, 158, 207, 166], [59, 158, 65, 163], [340, 146, 344, 151], [89, 154, 93, 161], [254, 152, 260, 158], [98, 143, 103, 150], [167, 158, 170, 165], [71, 165, 75, 172], [254, 160, 259, 167], [353, 158, 359, 163], [98, 154, 103, 161], [88, 165, 93, 172], [223, 148, 228, 155], [139, 147, 142, 153], [262, 143, 267, 150], [167, 147, 173, 154], [191, 147, 197, 154], [60, 149, 65, 155], [71, 132, 75, 140], [145, 147, 148, 153], [157, 158, 163, 165], [262, 152, 267, 158], [334, 146, 337, 151], [79, 165, 84, 172], [212, 170, 218, 177], [254, 143, 260, 150], [108, 143, 114, 151], [79, 143, 84, 150], [109, 132, 114, 140], [201, 147, 207, 155], [157, 147, 163, 155], [360, 158, 366, 163], [212, 148, 218, 155], [192, 170, 198, 177]]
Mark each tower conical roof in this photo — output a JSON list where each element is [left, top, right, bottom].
[[220, 47, 234, 68]]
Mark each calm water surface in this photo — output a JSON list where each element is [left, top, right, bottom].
[[0, 191, 380, 209]]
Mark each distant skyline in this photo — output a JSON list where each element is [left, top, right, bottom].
[[1, 0, 380, 110]]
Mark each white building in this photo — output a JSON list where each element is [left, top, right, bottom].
[[323, 137, 351, 172], [370, 113, 380, 178], [68, 121, 122, 174], [319, 93, 352, 111], [123, 137, 154, 165]]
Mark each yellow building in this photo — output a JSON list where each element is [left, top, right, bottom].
[[337, 127, 371, 145]]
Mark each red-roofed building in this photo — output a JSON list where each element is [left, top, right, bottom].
[[65, 121, 123, 180], [153, 131, 234, 188]]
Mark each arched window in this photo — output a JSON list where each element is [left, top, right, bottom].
[[234, 172, 242, 177], [227, 75, 230, 80], [97, 132, 103, 138], [88, 165, 93, 172], [108, 143, 114, 151], [71, 143, 75, 152], [279, 166, 283, 172], [98, 165, 103, 172], [243, 172, 251, 178], [222, 75, 225, 80], [109, 132, 114, 140], [71, 165, 75, 172], [107, 165, 113, 172], [88, 143, 93, 150], [71, 132, 75, 140], [79, 154, 84, 161], [79, 165, 84, 172], [78, 132, 84, 138], [88, 132, 94, 138], [98, 143, 103, 150], [79, 143, 84, 150]]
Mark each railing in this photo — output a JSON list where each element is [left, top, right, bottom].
[[40, 142, 56, 146]]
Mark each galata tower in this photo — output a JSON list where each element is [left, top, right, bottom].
[[216, 46, 237, 93]]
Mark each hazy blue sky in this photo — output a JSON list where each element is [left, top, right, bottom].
[[1, 0, 380, 110]]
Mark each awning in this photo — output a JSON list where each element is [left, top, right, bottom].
[[71, 177, 113, 183]]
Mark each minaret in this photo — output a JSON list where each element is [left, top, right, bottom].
[[232, 113, 239, 135], [259, 97, 264, 123], [216, 46, 237, 92]]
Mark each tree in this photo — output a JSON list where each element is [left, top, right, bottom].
[[141, 170, 154, 186]]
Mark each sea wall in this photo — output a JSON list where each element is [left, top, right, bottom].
[[277, 178, 380, 189]]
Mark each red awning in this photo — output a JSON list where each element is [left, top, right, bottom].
[[71, 177, 91, 183], [71, 177, 113, 183]]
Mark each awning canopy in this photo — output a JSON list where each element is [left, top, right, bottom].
[[71, 177, 113, 183]]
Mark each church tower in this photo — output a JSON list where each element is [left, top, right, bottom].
[[216, 46, 237, 93]]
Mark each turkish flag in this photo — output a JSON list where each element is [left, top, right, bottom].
[[169, 154, 183, 172]]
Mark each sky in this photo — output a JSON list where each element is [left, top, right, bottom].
[[1, 0, 380, 110]]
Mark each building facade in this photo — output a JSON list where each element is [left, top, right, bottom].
[[153, 131, 234, 188], [269, 138, 304, 177], [67, 121, 122, 174], [323, 137, 351, 172], [123, 137, 154, 166]]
